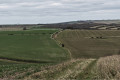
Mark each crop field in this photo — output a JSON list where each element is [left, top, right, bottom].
[[57, 30, 120, 58], [0, 30, 69, 63]]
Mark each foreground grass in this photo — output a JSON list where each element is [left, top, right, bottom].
[[57, 30, 120, 58], [0, 63, 53, 79], [76, 60, 97, 79], [1, 55, 120, 80], [96, 55, 120, 79], [0, 59, 95, 79]]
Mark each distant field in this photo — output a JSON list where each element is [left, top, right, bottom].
[[0, 30, 69, 63], [92, 20, 120, 24], [0, 28, 23, 31], [57, 30, 120, 58]]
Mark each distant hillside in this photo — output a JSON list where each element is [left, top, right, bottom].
[[40, 20, 120, 29], [58, 20, 120, 24], [0, 20, 120, 29]]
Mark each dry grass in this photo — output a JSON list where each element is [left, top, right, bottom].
[[96, 55, 120, 79], [26, 59, 95, 80], [58, 59, 94, 79], [27, 59, 81, 79]]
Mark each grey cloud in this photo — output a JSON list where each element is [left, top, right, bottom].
[[0, 0, 120, 24]]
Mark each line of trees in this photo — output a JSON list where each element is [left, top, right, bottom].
[[0, 22, 120, 30], [40, 23, 106, 29]]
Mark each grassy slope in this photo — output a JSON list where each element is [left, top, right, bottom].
[[57, 30, 120, 58], [0, 30, 69, 63]]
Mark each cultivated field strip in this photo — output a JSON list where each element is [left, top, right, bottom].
[[57, 30, 120, 58]]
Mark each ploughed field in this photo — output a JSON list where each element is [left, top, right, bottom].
[[57, 30, 120, 58], [0, 30, 69, 63]]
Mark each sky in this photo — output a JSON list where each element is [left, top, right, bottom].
[[0, 0, 120, 24]]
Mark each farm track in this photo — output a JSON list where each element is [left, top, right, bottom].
[[56, 59, 95, 79], [24, 59, 96, 80]]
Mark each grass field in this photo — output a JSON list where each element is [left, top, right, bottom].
[[57, 30, 120, 58], [0, 30, 69, 63]]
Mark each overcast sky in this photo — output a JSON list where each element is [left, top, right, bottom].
[[0, 0, 120, 24]]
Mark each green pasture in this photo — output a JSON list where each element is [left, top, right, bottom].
[[0, 30, 69, 63]]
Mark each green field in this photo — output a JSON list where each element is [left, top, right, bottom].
[[0, 30, 69, 63], [57, 30, 120, 58]]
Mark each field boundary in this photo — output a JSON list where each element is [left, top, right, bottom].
[[0, 29, 68, 64], [51, 29, 72, 59], [0, 56, 54, 63]]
